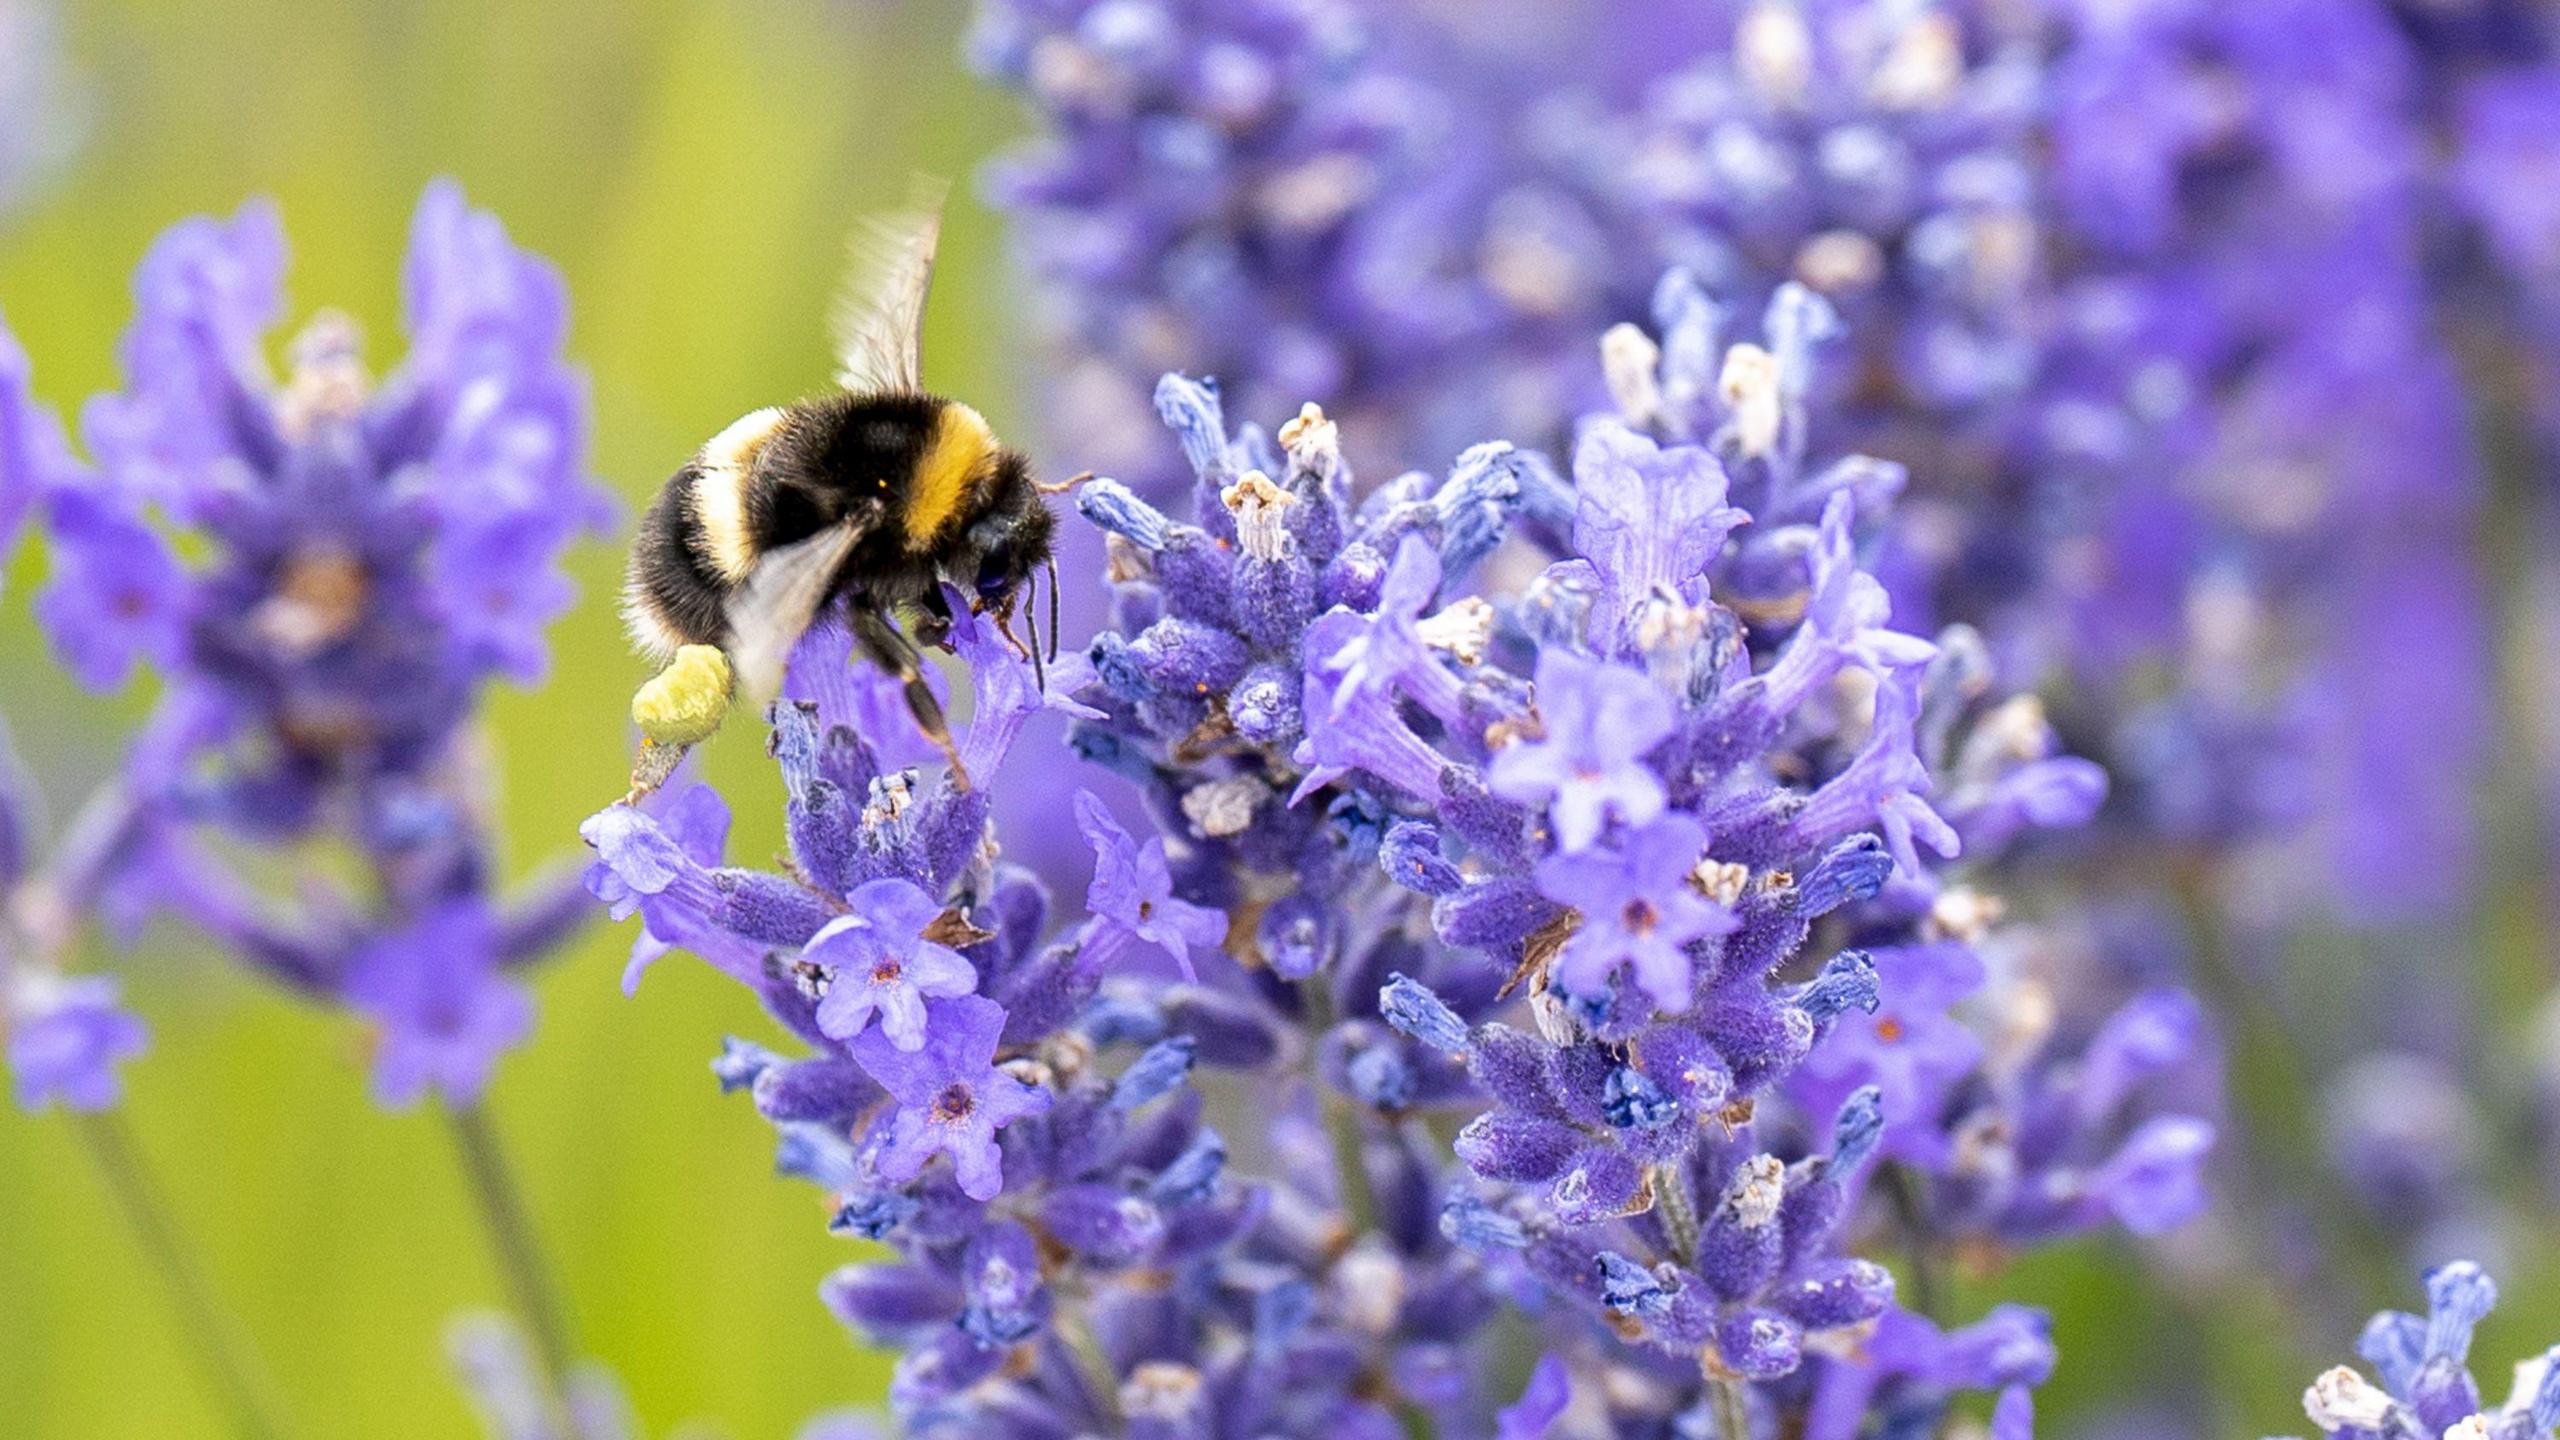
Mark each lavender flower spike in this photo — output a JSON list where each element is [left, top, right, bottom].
[[0, 180, 608, 1106], [2283, 1261, 2560, 1439]]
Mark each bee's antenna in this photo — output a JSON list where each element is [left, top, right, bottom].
[[1044, 551, 1062, 665], [1025, 572, 1047, 694]]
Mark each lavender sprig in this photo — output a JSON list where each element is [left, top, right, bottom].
[[1, 180, 614, 1423], [3, 180, 609, 1106], [2283, 1262, 2560, 1440], [587, 282, 2214, 1434]]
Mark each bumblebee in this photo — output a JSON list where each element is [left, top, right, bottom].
[[621, 185, 1065, 799]]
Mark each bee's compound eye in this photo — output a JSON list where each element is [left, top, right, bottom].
[[974, 550, 1014, 598]]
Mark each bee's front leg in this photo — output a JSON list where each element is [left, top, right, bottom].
[[850, 605, 971, 791], [912, 583, 955, 651]]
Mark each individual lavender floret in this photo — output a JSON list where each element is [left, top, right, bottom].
[[807, 881, 979, 1050], [7, 971, 147, 1111], [1073, 788, 1228, 978], [849, 994, 1051, 1202], [1802, 1303, 2052, 1440], [0, 182, 609, 1106], [1486, 649, 1677, 852], [0, 715, 148, 1113], [1533, 814, 1736, 1012], [2279, 1262, 2560, 1440], [345, 900, 538, 1109]]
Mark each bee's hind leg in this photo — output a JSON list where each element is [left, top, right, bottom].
[[850, 607, 973, 791]]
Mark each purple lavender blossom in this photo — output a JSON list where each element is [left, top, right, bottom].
[[0, 181, 606, 1106], [1486, 648, 1675, 852], [847, 994, 1050, 1202], [1534, 813, 1735, 1012], [807, 880, 977, 1050], [7, 972, 148, 1112], [593, 238, 2208, 1440], [344, 901, 536, 1108], [1073, 788, 1228, 978], [2282, 1262, 2560, 1439]]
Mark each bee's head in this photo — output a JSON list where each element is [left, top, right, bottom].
[[958, 476, 1055, 615], [952, 467, 1062, 682]]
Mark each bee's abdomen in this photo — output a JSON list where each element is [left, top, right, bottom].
[[626, 466, 732, 654]]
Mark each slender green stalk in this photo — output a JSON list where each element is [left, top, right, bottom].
[[1321, 1093, 1382, 1236], [1052, 1302, 1125, 1426], [1299, 981, 1382, 1235], [1709, 1376, 1751, 1440], [76, 1110, 293, 1440], [442, 1100, 578, 1421], [1650, 1161, 1700, 1268], [1878, 1161, 1945, 1324]]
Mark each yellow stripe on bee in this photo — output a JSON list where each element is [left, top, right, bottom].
[[691, 406, 790, 582], [905, 402, 994, 548]]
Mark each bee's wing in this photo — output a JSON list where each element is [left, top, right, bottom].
[[831, 176, 949, 395], [726, 520, 866, 706]]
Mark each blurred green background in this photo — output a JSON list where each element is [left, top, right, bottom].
[[1, 1, 2549, 1436], [0, 1, 1020, 1433]]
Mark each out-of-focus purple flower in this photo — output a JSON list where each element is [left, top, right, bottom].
[[344, 900, 534, 1108], [0, 182, 604, 1109], [1806, 1304, 2056, 1440], [1075, 788, 1228, 978], [2455, 70, 2560, 284], [1494, 1354, 1571, 1440], [806, 879, 976, 1050], [1790, 943, 1984, 1169], [1487, 648, 1675, 851], [30, 484, 187, 691], [848, 994, 1051, 1202], [6, 972, 148, 1112]]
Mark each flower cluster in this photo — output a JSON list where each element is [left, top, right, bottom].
[[2285, 1262, 2560, 1440], [587, 267, 2213, 1432], [0, 181, 608, 1107], [968, 0, 2515, 926]]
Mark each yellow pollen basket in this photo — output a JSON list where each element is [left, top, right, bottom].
[[632, 644, 735, 746]]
